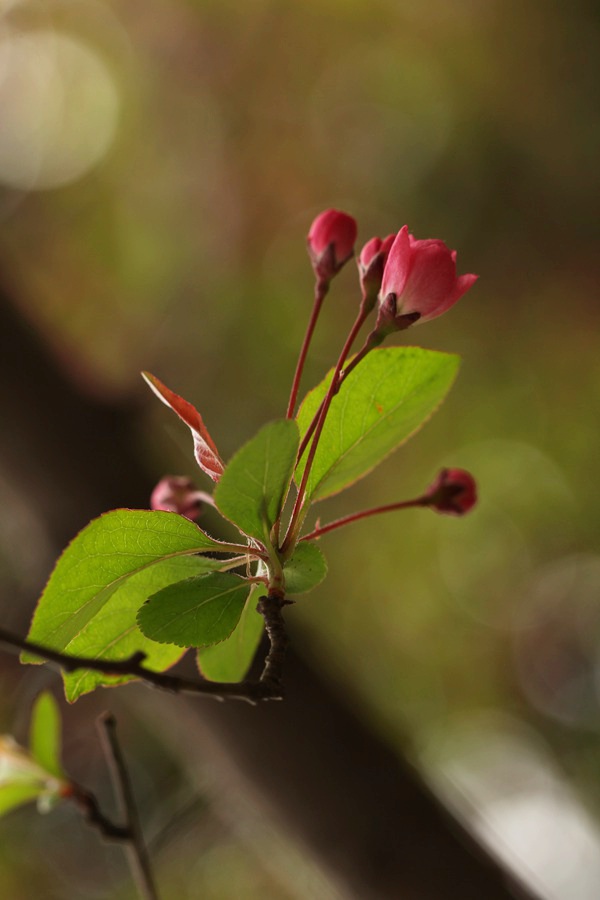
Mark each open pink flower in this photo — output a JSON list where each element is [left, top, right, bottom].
[[375, 226, 478, 332], [307, 209, 357, 282], [424, 468, 477, 516]]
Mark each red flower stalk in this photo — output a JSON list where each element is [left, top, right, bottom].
[[307, 209, 358, 283], [286, 209, 357, 419], [374, 226, 478, 335], [424, 468, 477, 516]]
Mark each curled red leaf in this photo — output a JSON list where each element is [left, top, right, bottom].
[[142, 372, 225, 482]]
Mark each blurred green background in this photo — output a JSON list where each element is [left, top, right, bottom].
[[0, 0, 599, 897]]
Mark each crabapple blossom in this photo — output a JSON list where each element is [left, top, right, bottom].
[[357, 234, 395, 311], [424, 468, 477, 516], [374, 226, 478, 334], [307, 209, 357, 283], [150, 476, 206, 521]]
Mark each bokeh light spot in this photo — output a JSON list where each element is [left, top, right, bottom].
[[0, 27, 120, 189]]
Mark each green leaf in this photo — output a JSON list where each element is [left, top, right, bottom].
[[0, 783, 44, 817], [295, 347, 460, 500], [29, 693, 64, 779], [0, 733, 68, 819], [23, 510, 228, 664], [214, 419, 299, 541], [138, 572, 250, 648], [62, 555, 221, 702], [283, 542, 328, 594], [197, 583, 265, 682]]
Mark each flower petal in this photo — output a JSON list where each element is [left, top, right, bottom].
[[400, 241, 457, 321], [380, 225, 411, 298]]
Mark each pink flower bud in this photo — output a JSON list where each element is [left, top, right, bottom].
[[424, 468, 477, 516], [150, 476, 205, 521], [307, 208, 358, 283], [357, 234, 395, 311], [375, 226, 478, 334]]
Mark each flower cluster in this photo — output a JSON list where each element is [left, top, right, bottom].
[[307, 209, 478, 333], [302, 207, 479, 521], [150, 207, 479, 527]]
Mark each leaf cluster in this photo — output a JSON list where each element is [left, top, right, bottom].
[[23, 346, 458, 700]]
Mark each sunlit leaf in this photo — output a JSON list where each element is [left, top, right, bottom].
[[23, 510, 228, 666], [29, 693, 64, 779], [0, 735, 67, 819], [138, 572, 250, 648], [295, 347, 459, 500], [62, 555, 223, 702], [142, 371, 225, 482], [197, 583, 265, 682], [0, 783, 45, 817], [284, 542, 328, 594], [214, 419, 299, 541]]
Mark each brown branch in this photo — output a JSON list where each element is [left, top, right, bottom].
[[68, 781, 130, 841], [0, 591, 290, 704], [67, 717, 160, 900], [99, 713, 159, 900], [256, 592, 291, 691]]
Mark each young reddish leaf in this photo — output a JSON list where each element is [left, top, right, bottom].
[[142, 372, 224, 482]]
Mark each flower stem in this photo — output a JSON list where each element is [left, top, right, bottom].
[[210, 541, 268, 560], [301, 496, 428, 542], [283, 308, 371, 552], [295, 330, 381, 463], [286, 278, 329, 419]]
